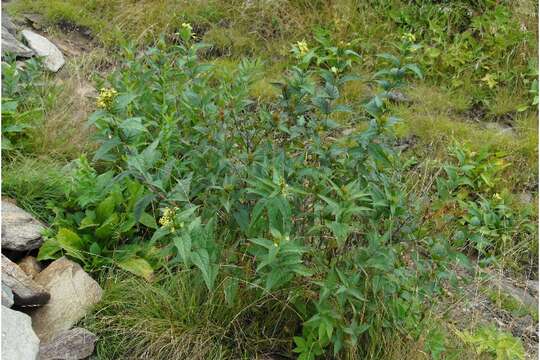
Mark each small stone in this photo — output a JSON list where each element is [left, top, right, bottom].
[[38, 328, 97, 360], [2, 305, 40, 360], [18, 256, 42, 279], [519, 192, 533, 205], [1, 201, 45, 251], [21, 30, 65, 72], [526, 280, 538, 298], [30, 257, 103, 342], [23, 13, 45, 31], [485, 122, 515, 136], [2, 254, 50, 307], [386, 90, 411, 104], [2, 284, 14, 308], [2, 26, 35, 58]]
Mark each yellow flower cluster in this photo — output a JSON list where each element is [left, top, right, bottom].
[[96, 87, 118, 109], [402, 32, 416, 42], [297, 40, 309, 55], [181, 23, 193, 32], [159, 207, 179, 228]]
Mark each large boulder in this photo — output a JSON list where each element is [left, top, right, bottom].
[[1, 26, 34, 58], [38, 328, 97, 360], [1, 201, 45, 251], [2, 306, 40, 360], [1, 254, 50, 307], [21, 29, 64, 72], [30, 257, 103, 342]]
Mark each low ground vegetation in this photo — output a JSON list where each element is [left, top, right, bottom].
[[2, 0, 538, 358]]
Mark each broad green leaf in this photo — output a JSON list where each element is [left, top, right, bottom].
[[139, 212, 157, 229], [191, 249, 217, 290], [56, 228, 85, 261], [96, 196, 116, 223], [117, 256, 154, 281], [37, 238, 62, 261]]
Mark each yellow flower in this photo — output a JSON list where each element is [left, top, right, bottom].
[[181, 23, 193, 32], [402, 32, 416, 42], [96, 87, 118, 110], [159, 207, 179, 228], [330, 66, 339, 74], [296, 40, 309, 55], [493, 193, 502, 200], [481, 74, 497, 89]]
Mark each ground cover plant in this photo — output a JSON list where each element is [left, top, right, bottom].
[[1, 0, 538, 359]]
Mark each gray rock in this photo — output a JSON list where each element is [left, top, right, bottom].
[[23, 13, 45, 31], [2, 305, 40, 360], [2, 26, 34, 58], [30, 257, 103, 342], [2, 201, 45, 251], [519, 192, 533, 205], [2, 254, 50, 307], [2, 284, 14, 308], [526, 280, 539, 298], [386, 90, 411, 104], [38, 328, 97, 360], [485, 122, 515, 136], [18, 256, 42, 279], [493, 277, 537, 309], [2, 12, 17, 35], [21, 30, 64, 72]]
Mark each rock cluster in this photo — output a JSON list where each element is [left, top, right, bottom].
[[2, 200, 102, 360], [1, 12, 64, 72]]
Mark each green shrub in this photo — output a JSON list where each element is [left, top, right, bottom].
[[37, 31, 464, 358]]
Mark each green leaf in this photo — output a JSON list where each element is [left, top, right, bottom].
[[403, 63, 423, 79], [93, 137, 121, 162], [117, 256, 154, 281], [139, 212, 157, 229], [191, 249, 217, 291], [37, 238, 62, 261], [174, 233, 192, 266], [96, 196, 116, 224], [134, 193, 155, 222], [113, 93, 137, 112], [95, 213, 119, 240], [56, 228, 85, 261], [119, 117, 146, 137]]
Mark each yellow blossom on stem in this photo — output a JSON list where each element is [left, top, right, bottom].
[[296, 40, 309, 55], [96, 87, 118, 110]]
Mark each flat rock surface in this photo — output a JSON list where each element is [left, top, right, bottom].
[[2, 284, 14, 308], [2, 305, 40, 360], [2, 12, 18, 35], [1, 201, 45, 251], [2, 254, 50, 307], [38, 327, 96, 360], [21, 29, 65, 72], [2, 26, 34, 58], [30, 257, 103, 342]]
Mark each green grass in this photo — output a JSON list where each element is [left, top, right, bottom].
[[83, 269, 301, 359], [2, 155, 69, 222]]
